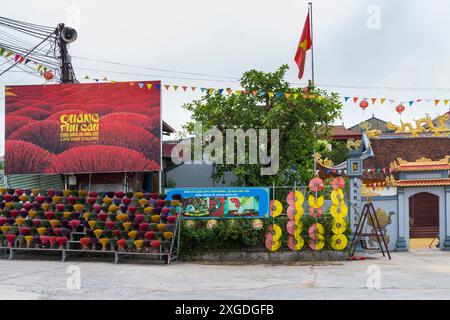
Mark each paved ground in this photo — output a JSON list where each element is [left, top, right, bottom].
[[0, 249, 449, 300]]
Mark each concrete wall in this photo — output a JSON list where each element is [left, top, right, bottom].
[[364, 196, 398, 251], [165, 163, 236, 188]]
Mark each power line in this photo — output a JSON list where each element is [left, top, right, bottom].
[[72, 56, 240, 81], [76, 66, 239, 83], [0, 16, 54, 31], [74, 56, 450, 92], [0, 31, 55, 77]]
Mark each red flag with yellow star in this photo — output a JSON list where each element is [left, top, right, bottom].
[[294, 13, 312, 79]]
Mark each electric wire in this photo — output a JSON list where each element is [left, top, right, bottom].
[[76, 66, 240, 83], [72, 56, 240, 81], [0, 31, 56, 77]]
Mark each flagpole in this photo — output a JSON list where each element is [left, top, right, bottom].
[[308, 2, 317, 176], [309, 2, 315, 85]]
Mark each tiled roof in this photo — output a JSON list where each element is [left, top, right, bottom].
[[393, 178, 450, 187], [331, 126, 362, 140], [162, 143, 177, 158], [395, 164, 450, 172], [363, 137, 450, 180], [162, 121, 176, 134]]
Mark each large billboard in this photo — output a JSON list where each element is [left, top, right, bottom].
[[166, 187, 270, 219], [5, 81, 161, 174]]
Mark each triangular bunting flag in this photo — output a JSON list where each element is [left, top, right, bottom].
[[208, 88, 215, 94], [235, 90, 241, 95], [182, 86, 187, 91], [164, 85, 170, 90], [252, 90, 257, 96], [138, 83, 145, 88], [102, 77, 108, 81], [268, 92, 274, 98], [84, 75, 90, 79], [444, 99, 449, 106], [146, 83, 153, 90], [200, 88, 207, 92], [293, 93, 299, 99], [5, 51, 13, 58], [285, 93, 291, 98], [129, 82, 135, 86], [14, 54, 21, 62], [380, 98, 386, 104], [24, 59, 30, 64], [156, 84, 161, 90], [371, 98, 376, 104], [18, 56, 25, 63], [226, 89, 233, 95], [173, 85, 179, 91], [435, 99, 440, 106], [0, 48, 4, 56], [259, 91, 266, 96], [344, 97, 350, 102], [191, 87, 196, 91], [218, 89, 224, 94], [37, 65, 43, 72], [353, 97, 358, 103], [276, 92, 283, 98], [409, 101, 414, 106]]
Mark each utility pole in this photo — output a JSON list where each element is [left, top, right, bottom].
[[56, 23, 77, 83]]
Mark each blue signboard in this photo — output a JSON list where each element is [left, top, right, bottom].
[[165, 187, 270, 219]]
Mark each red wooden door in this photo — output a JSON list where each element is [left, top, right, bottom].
[[409, 192, 439, 238]]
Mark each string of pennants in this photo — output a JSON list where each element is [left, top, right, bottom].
[[82, 76, 323, 100], [82, 76, 450, 107], [344, 96, 450, 107], [0, 47, 56, 78], [321, 167, 394, 175], [365, 181, 389, 189], [2, 50, 447, 108]]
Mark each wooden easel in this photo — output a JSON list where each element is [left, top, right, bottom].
[[349, 202, 391, 260]]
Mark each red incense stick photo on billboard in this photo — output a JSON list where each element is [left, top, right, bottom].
[[4, 81, 161, 174]]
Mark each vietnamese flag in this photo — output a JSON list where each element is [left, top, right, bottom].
[[294, 13, 312, 79]]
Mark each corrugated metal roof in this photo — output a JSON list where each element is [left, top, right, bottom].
[[4, 174, 64, 190]]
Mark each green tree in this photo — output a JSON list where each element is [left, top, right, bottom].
[[321, 140, 349, 165], [183, 65, 342, 187]]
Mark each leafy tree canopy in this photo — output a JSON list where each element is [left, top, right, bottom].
[[183, 65, 342, 187]]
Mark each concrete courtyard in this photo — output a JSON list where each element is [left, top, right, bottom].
[[0, 249, 449, 300]]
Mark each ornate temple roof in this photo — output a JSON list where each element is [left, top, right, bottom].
[[390, 178, 450, 187], [391, 156, 450, 172], [362, 137, 450, 180]]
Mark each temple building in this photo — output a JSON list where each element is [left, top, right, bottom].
[[319, 113, 450, 251]]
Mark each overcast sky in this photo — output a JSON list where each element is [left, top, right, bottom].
[[1, 0, 450, 155]]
